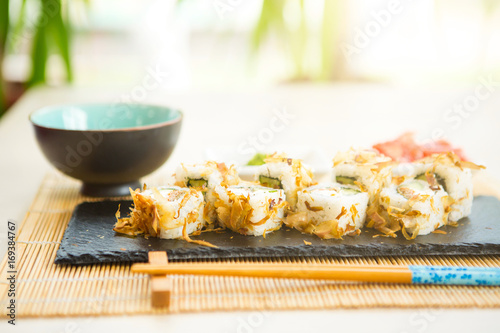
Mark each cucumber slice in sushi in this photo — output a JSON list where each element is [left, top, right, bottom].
[[175, 161, 240, 225], [255, 154, 315, 210], [336, 176, 357, 185], [187, 178, 208, 188], [259, 175, 282, 189]]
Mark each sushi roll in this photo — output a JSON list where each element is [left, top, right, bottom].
[[255, 154, 315, 210], [113, 186, 208, 241], [214, 183, 287, 236], [175, 161, 240, 225], [332, 148, 393, 197], [333, 148, 395, 234], [378, 178, 452, 238], [391, 152, 484, 222], [287, 183, 369, 239]]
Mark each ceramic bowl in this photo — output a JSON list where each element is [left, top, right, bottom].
[[30, 103, 182, 197]]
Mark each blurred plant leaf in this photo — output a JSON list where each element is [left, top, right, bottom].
[[320, 0, 340, 81], [0, 0, 9, 113], [251, 0, 340, 81], [48, 0, 73, 82], [27, 0, 73, 86], [28, 18, 48, 86], [251, 0, 287, 53], [8, 0, 27, 54], [288, 0, 307, 79]]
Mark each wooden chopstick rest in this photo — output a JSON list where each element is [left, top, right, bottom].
[[147, 251, 172, 308]]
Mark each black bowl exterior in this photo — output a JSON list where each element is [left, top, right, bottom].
[[32, 119, 182, 185], [81, 181, 142, 197]]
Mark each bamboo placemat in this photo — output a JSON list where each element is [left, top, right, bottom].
[[1, 172, 500, 317]]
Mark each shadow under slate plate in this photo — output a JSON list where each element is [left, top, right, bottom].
[[55, 196, 500, 265]]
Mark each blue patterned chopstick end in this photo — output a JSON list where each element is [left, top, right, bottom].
[[409, 265, 500, 286]]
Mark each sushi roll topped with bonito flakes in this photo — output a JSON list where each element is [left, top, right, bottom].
[[332, 148, 394, 197], [333, 148, 394, 233], [113, 186, 215, 247], [391, 152, 485, 222], [376, 178, 452, 238], [214, 182, 287, 236], [255, 153, 315, 210], [175, 161, 240, 225], [287, 182, 369, 239], [369, 152, 485, 238]]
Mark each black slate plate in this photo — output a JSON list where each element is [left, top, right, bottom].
[[55, 196, 500, 265]]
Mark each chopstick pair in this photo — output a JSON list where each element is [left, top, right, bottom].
[[131, 262, 500, 286]]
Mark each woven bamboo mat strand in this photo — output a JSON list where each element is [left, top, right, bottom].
[[0, 172, 500, 317]]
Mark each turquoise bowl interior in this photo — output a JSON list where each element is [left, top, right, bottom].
[[30, 104, 182, 131]]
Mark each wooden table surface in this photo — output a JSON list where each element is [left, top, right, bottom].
[[0, 84, 499, 332]]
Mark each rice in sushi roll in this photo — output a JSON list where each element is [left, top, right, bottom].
[[175, 161, 240, 225], [114, 186, 214, 246], [255, 154, 315, 210], [378, 178, 452, 238], [287, 183, 369, 239], [214, 183, 287, 236]]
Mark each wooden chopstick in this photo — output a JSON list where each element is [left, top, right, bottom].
[[131, 263, 500, 286], [132, 263, 412, 284]]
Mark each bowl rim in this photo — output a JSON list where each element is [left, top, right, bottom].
[[29, 103, 183, 132]]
